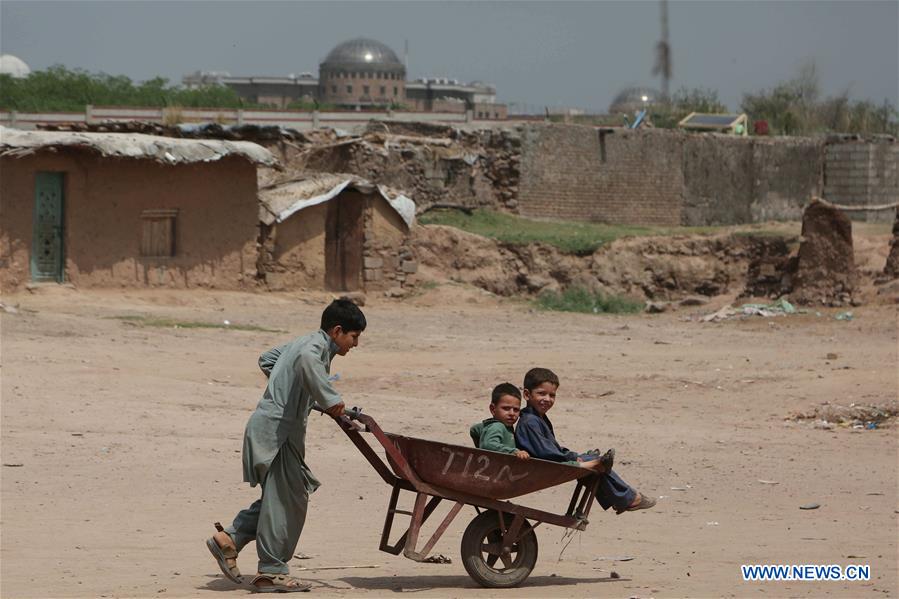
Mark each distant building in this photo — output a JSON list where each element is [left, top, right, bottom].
[[183, 37, 506, 119], [0, 54, 31, 78], [0, 127, 276, 290]]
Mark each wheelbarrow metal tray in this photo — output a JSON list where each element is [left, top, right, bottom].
[[384, 433, 588, 500]]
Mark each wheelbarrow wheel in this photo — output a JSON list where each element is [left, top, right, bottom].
[[460, 510, 538, 588]]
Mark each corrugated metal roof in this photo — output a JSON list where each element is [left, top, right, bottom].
[[0, 126, 278, 167], [259, 173, 415, 228]]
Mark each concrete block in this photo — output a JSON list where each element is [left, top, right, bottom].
[[401, 260, 418, 274], [364, 268, 382, 282], [363, 256, 383, 269]]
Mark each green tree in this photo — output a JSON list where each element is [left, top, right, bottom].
[[0, 65, 257, 111], [741, 60, 898, 136]]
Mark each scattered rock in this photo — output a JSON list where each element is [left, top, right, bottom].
[[385, 287, 407, 299], [679, 295, 709, 306], [645, 301, 668, 314], [610, 571, 621, 579], [339, 292, 366, 306], [800, 503, 821, 510], [825, 353, 838, 360]]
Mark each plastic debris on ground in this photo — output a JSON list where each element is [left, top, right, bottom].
[[787, 401, 898, 430], [835, 311, 854, 321], [701, 298, 799, 322]]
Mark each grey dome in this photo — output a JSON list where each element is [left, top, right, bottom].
[[322, 38, 403, 68], [609, 86, 665, 114]]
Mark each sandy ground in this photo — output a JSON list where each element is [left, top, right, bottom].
[[0, 284, 896, 598]]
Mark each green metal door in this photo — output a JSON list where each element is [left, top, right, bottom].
[[31, 172, 65, 282]]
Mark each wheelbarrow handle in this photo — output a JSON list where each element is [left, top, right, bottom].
[[311, 404, 364, 420]]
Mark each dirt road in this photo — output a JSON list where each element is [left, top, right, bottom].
[[1, 286, 896, 597]]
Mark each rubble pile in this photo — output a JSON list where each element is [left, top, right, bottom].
[[790, 199, 858, 306], [413, 225, 784, 302], [258, 122, 524, 215], [740, 199, 860, 306], [789, 400, 899, 430]]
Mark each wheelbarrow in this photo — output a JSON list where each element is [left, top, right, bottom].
[[331, 408, 603, 588]]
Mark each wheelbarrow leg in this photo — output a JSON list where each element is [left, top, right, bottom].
[[379, 486, 444, 556], [405, 499, 464, 561]]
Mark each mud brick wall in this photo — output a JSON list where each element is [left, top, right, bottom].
[[750, 138, 825, 222], [518, 124, 829, 226], [518, 125, 684, 226], [824, 140, 899, 223], [682, 136, 824, 225]]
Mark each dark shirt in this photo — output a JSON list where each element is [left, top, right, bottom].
[[514, 405, 579, 463]]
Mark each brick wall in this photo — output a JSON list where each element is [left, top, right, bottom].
[[517, 124, 848, 226], [824, 140, 899, 223], [518, 125, 684, 226]]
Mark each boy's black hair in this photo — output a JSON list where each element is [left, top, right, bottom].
[[491, 382, 522, 405], [523, 367, 560, 391], [321, 298, 367, 332]]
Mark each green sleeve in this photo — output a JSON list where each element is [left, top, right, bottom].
[[480, 423, 517, 454], [297, 349, 342, 410]]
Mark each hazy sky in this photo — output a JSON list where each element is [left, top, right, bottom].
[[2, 1, 897, 113]]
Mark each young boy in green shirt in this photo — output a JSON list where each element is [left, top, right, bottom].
[[469, 383, 530, 459]]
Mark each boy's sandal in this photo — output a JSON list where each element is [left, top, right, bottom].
[[599, 448, 615, 472], [250, 574, 312, 593], [615, 494, 657, 515], [206, 535, 242, 584]]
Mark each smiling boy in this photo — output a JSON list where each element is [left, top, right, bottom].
[[206, 298, 365, 593], [469, 383, 530, 459], [515, 367, 655, 514]]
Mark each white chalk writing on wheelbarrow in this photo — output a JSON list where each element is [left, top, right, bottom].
[[440, 447, 529, 483]]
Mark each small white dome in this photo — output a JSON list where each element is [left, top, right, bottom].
[[0, 54, 31, 78]]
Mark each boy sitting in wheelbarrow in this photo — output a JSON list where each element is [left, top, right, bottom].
[[515, 367, 656, 514], [469, 383, 531, 459], [206, 298, 365, 592], [471, 383, 613, 471]]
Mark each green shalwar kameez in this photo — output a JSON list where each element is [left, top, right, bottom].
[[225, 329, 342, 575]]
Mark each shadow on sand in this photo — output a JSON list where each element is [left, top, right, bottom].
[[339, 573, 626, 592]]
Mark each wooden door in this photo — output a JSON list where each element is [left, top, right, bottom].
[[324, 193, 364, 291], [31, 172, 65, 282]]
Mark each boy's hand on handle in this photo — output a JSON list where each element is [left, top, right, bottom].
[[324, 402, 346, 418], [514, 450, 530, 460]]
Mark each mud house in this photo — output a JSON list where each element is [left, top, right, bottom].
[[257, 173, 416, 292], [0, 127, 277, 291]]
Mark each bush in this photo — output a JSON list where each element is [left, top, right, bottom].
[[534, 287, 643, 314]]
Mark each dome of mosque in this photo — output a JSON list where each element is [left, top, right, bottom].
[[321, 38, 403, 70], [0, 54, 31, 78]]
